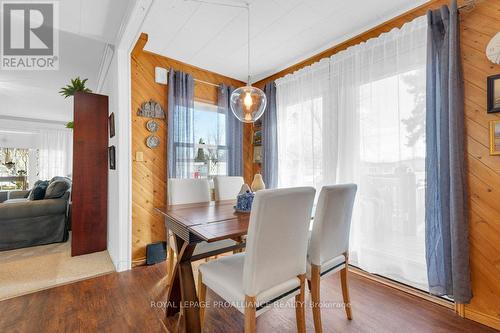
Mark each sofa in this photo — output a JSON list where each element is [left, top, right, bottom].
[[0, 177, 71, 251]]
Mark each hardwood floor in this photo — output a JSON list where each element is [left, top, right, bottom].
[[0, 262, 497, 333]]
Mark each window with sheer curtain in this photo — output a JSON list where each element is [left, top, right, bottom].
[[38, 129, 73, 180], [276, 16, 428, 291]]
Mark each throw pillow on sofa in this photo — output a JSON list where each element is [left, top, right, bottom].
[[44, 180, 70, 199], [28, 181, 49, 200]]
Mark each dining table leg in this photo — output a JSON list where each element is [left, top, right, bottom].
[[165, 235, 201, 333]]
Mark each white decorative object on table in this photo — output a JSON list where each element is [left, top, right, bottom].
[[238, 184, 251, 195], [251, 173, 265, 191]]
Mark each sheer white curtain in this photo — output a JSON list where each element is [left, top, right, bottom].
[[276, 16, 428, 290], [38, 129, 73, 180], [276, 59, 336, 190], [336, 16, 428, 290]]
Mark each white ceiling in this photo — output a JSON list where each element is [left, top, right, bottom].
[[0, 0, 133, 122], [142, 0, 429, 82]]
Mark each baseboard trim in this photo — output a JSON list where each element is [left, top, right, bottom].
[[465, 308, 500, 331], [132, 257, 146, 267], [348, 266, 454, 309]]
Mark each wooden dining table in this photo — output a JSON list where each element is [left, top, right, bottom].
[[155, 200, 250, 333]]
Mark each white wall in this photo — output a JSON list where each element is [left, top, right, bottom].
[[98, 0, 152, 272], [100, 53, 124, 271]]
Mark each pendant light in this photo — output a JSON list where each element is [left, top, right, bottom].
[[229, 3, 266, 123]]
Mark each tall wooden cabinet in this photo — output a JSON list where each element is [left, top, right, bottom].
[[71, 92, 108, 256]]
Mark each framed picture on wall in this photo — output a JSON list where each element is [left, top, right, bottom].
[[489, 120, 500, 156], [487, 74, 500, 113], [109, 146, 116, 169], [109, 112, 115, 138]]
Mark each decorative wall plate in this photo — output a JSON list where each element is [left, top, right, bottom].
[[146, 135, 160, 149], [146, 120, 159, 132], [486, 32, 500, 65]]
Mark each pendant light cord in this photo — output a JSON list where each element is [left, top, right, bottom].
[[247, 3, 251, 86], [185, 0, 252, 85]]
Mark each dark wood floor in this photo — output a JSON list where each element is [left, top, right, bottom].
[[0, 262, 497, 333]]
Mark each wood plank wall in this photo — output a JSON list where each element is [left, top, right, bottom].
[[130, 33, 246, 264], [253, 0, 500, 329]]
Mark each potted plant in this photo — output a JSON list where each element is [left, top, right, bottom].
[[59, 77, 92, 129]]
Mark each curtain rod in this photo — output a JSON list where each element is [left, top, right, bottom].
[[458, 0, 476, 10], [165, 68, 222, 87], [194, 78, 221, 87]]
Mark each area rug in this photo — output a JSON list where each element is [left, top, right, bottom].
[[0, 234, 115, 301]]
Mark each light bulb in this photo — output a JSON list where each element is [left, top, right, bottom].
[[244, 92, 253, 109], [230, 86, 267, 123]]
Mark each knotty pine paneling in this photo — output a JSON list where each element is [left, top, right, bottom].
[[253, 0, 500, 329], [131, 33, 246, 264], [461, 1, 500, 328]]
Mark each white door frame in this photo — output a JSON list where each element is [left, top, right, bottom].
[[99, 0, 153, 271]]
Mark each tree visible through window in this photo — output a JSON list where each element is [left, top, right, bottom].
[[190, 102, 227, 178], [0, 148, 33, 190]]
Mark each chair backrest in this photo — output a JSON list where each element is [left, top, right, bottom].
[[243, 187, 316, 296], [308, 184, 357, 266], [213, 176, 244, 201], [167, 178, 211, 205]]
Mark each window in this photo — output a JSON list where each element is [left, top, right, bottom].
[[174, 101, 227, 179], [0, 147, 35, 190], [352, 68, 427, 291]]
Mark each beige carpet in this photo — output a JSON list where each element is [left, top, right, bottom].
[[0, 234, 115, 301]]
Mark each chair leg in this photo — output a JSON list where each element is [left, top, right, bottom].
[[198, 271, 207, 329], [167, 245, 175, 279], [340, 253, 353, 320], [244, 295, 257, 333], [310, 265, 323, 333], [295, 274, 306, 333]]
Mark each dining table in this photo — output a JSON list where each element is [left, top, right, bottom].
[[155, 200, 250, 333]]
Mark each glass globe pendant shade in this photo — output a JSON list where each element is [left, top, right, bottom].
[[230, 86, 267, 123]]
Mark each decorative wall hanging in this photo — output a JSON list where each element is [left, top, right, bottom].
[[486, 32, 500, 65], [489, 120, 500, 156], [108, 146, 116, 170], [146, 135, 160, 149], [109, 112, 115, 138], [146, 120, 159, 132], [487, 74, 500, 113], [137, 99, 165, 119]]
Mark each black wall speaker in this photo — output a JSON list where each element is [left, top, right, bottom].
[[146, 241, 167, 265]]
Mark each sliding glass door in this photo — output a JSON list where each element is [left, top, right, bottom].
[[276, 16, 429, 291], [349, 68, 427, 291]]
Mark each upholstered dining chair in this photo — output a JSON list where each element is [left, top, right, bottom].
[[307, 184, 357, 333], [213, 176, 244, 201], [166, 178, 237, 278], [198, 187, 316, 333]]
